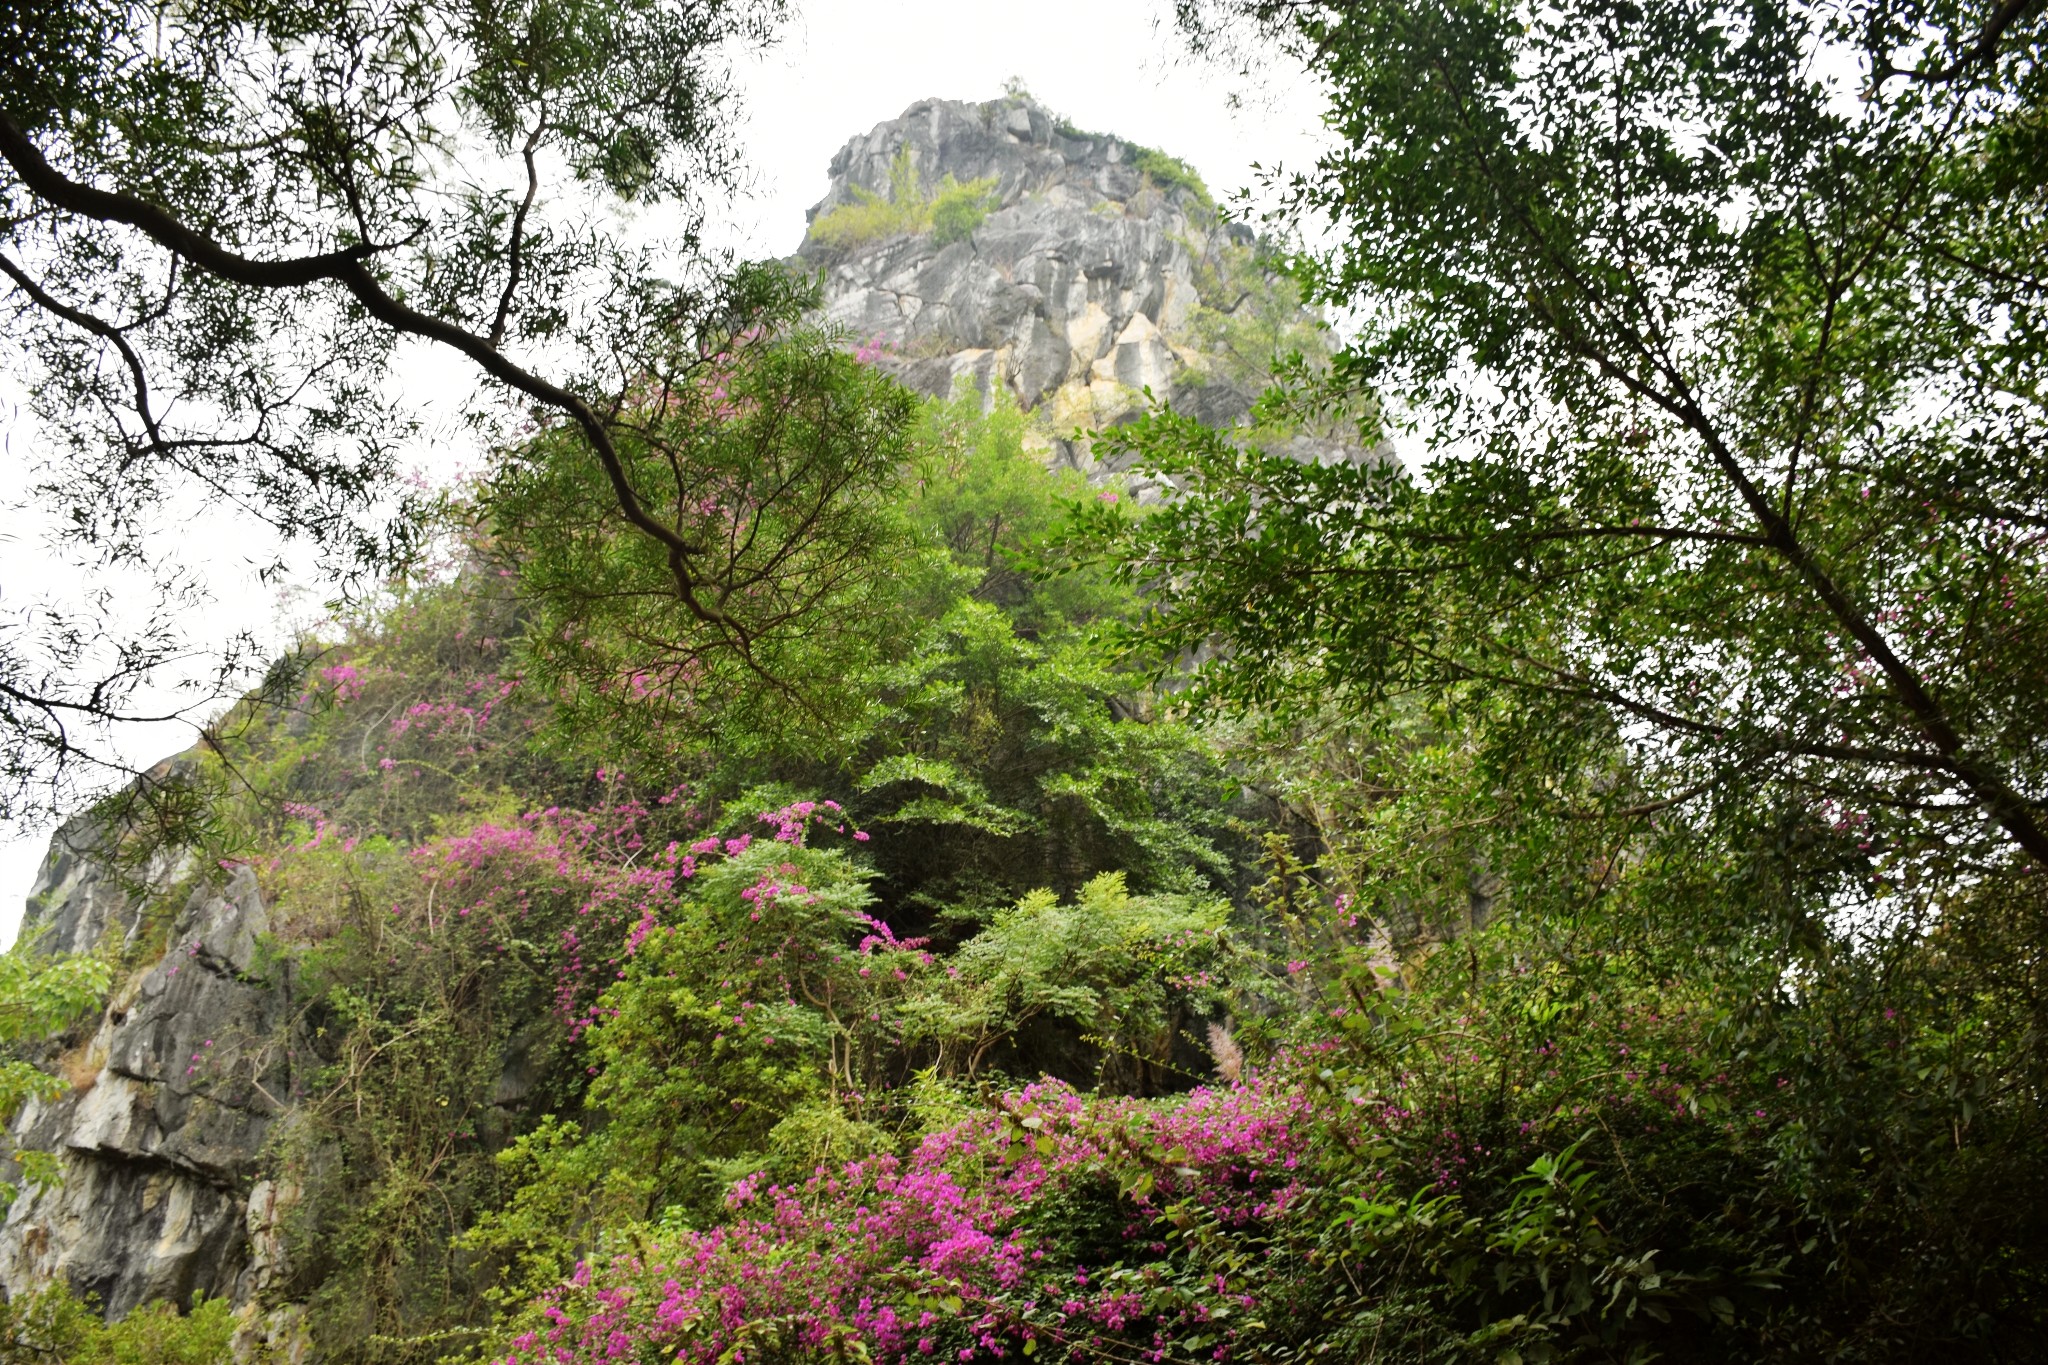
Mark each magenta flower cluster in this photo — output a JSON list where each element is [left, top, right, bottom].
[[499, 1078, 1308, 1365], [389, 796, 870, 1042]]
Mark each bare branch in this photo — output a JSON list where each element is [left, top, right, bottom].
[[0, 110, 744, 644]]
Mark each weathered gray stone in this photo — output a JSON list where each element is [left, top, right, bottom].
[[1013, 315, 1069, 405], [19, 758, 197, 959], [802, 96, 1255, 432], [0, 1151, 248, 1316], [798, 93, 1382, 484], [1, 860, 297, 1319]]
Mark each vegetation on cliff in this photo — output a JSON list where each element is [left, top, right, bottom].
[[2, 0, 2046, 1359], [808, 149, 1002, 252]]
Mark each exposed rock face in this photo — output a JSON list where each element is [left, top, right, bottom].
[[21, 788, 194, 961], [1, 822, 300, 1320], [799, 94, 1288, 471]]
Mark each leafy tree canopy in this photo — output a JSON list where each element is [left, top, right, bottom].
[[1104, 0, 2048, 888], [0, 0, 817, 823]]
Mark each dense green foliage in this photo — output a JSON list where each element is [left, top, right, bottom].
[[1178, 232, 1330, 399], [487, 305, 922, 755], [1130, 147, 1216, 214], [5, 2, 2046, 1359], [1156, 0, 2048, 869], [0, 0, 799, 824], [0, 1286, 234, 1364], [0, 385, 1253, 1360], [1065, 0, 2048, 1355], [466, 842, 2048, 1365], [0, 940, 109, 1206]]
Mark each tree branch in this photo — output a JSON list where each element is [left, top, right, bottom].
[[1875, 0, 2045, 84], [0, 249, 170, 455], [1552, 323, 2048, 863], [490, 121, 546, 351], [0, 111, 743, 643]]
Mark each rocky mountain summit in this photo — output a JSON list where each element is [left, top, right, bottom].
[[797, 93, 1336, 469]]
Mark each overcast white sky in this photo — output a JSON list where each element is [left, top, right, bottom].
[[0, 0, 1330, 944]]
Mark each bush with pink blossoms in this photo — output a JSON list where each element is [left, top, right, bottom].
[[455, 803, 910, 1273], [261, 790, 746, 1356], [487, 1075, 1309, 1365], [233, 617, 882, 1358], [473, 906, 1935, 1365], [457, 845, 1246, 1314]]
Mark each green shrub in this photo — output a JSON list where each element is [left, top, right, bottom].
[[806, 190, 918, 252], [1131, 146, 1213, 213], [0, 1285, 236, 1365], [807, 148, 996, 251], [898, 871, 1232, 1087], [929, 176, 995, 245]]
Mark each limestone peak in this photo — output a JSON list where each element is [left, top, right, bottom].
[[797, 94, 1307, 468]]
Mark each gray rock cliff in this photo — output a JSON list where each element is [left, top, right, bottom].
[[0, 805, 302, 1326], [797, 94, 1341, 473]]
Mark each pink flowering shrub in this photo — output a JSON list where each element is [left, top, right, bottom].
[[459, 850, 1253, 1310], [448, 797, 937, 1288], [259, 766, 883, 1349], [492, 1076, 1308, 1365], [479, 911, 1846, 1365], [317, 662, 372, 703]]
